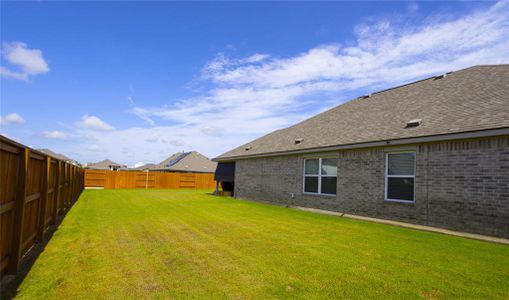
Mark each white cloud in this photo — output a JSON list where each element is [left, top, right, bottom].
[[82, 133, 98, 141], [0, 113, 25, 125], [61, 1, 509, 165], [75, 115, 114, 131], [170, 139, 184, 147], [66, 126, 230, 165], [131, 107, 155, 126], [202, 1, 508, 91], [42, 130, 67, 140], [145, 133, 160, 143], [133, 1, 509, 146], [246, 53, 270, 63], [0, 67, 28, 80], [87, 144, 103, 152], [1, 42, 49, 80], [201, 126, 221, 137]]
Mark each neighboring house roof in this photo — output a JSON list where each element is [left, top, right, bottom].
[[37, 148, 81, 166], [147, 151, 217, 173], [86, 159, 125, 170], [132, 163, 157, 171], [37, 148, 71, 161], [216, 65, 509, 161]]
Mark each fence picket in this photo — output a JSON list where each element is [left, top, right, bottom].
[[7, 148, 29, 273], [36, 156, 50, 242], [51, 161, 61, 224]]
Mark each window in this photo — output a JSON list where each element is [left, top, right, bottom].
[[303, 158, 337, 195], [385, 151, 415, 202]]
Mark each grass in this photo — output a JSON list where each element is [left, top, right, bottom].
[[13, 189, 509, 299]]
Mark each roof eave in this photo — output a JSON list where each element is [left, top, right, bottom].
[[213, 127, 509, 162]]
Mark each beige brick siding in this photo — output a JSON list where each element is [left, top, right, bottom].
[[234, 136, 509, 238]]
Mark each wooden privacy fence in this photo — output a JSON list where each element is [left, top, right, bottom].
[[84, 169, 216, 189], [0, 135, 84, 275]]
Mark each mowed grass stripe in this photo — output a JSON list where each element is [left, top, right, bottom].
[[14, 189, 509, 299]]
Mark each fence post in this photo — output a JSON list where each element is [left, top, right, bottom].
[[72, 165, 76, 202], [70, 164, 74, 204], [8, 148, 29, 274], [66, 163, 70, 208], [65, 163, 69, 209], [52, 160, 61, 224], [74, 166, 78, 200], [62, 163, 66, 210], [36, 156, 50, 243], [69, 164, 73, 204], [75, 166, 78, 199]]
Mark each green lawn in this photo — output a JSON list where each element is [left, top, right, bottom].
[[13, 189, 509, 299]]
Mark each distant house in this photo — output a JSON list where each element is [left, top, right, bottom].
[[134, 151, 217, 173], [214, 65, 509, 238], [86, 159, 126, 171], [132, 163, 157, 171], [37, 148, 81, 166]]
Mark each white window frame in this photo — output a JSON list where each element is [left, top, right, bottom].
[[384, 151, 416, 203], [303, 157, 337, 196]]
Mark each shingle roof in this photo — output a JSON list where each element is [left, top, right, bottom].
[[37, 148, 71, 161], [132, 163, 157, 171], [86, 159, 125, 170], [216, 65, 509, 161], [155, 152, 191, 169], [37, 148, 82, 166], [146, 151, 217, 173]]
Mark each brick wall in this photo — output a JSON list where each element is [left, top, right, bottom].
[[234, 136, 509, 238], [424, 138, 509, 238]]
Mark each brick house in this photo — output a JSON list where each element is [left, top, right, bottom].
[[214, 65, 509, 238], [86, 159, 126, 171], [133, 151, 217, 173]]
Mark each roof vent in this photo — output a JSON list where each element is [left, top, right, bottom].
[[245, 146, 252, 151], [294, 138, 304, 145], [362, 94, 372, 99], [406, 119, 422, 128], [435, 73, 447, 80]]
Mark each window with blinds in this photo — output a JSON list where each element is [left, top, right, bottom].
[[385, 152, 415, 202]]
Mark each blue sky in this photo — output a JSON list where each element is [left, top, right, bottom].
[[1, 1, 508, 166]]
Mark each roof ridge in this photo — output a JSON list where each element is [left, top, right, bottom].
[[357, 64, 496, 99], [466, 64, 509, 68], [264, 64, 501, 133]]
